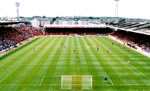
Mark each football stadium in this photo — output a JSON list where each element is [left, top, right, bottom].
[[0, 0, 150, 91], [0, 21, 150, 91]]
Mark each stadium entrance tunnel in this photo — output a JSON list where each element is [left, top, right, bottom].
[[45, 28, 114, 35]]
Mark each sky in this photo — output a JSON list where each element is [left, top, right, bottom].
[[0, 0, 150, 19]]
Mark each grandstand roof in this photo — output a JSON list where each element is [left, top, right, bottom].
[[0, 21, 25, 25], [108, 22, 150, 36]]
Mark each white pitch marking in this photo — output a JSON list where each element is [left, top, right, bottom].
[[40, 75, 45, 85]]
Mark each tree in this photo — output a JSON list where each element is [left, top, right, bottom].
[[119, 18, 126, 23], [42, 16, 46, 18]]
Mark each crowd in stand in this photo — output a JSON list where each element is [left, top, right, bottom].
[[45, 32, 110, 36], [111, 30, 150, 53], [1, 25, 150, 54], [45, 28, 113, 36], [0, 25, 42, 53]]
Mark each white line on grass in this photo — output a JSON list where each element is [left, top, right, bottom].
[[1, 83, 150, 86], [40, 75, 45, 85], [108, 76, 114, 85]]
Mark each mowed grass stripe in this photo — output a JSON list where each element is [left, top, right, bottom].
[[99, 37, 150, 79], [0, 37, 40, 61], [69, 37, 76, 74], [99, 37, 140, 84], [0, 38, 44, 85], [48, 37, 70, 88], [74, 37, 83, 75], [64, 37, 72, 75], [0, 37, 45, 79], [48, 37, 76, 90], [76, 37, 87, 65], [0, 37, 54, 90], [99, 37, 150, 87], [76, 37, 89, 74], [86, 37, 144, 90], [103, 37, 147, 60], [0, 36, 150, 91], [103, 38, 150, 78], [14, 37, 59, 90], [85, 36, 122, 85], [39, 36, 67, 90], [20, 37, 61, 90], [79, 37, 108, 84], [33, 36, 65, 90], [0, 37, 48, 84], [98, 37, 150, 84], [5, 37, 54, 90], [70, 37, 75, 65], [97, 37, 148, 85], [0, 37, 44, 68], [95, 37, 139, 85], [84, 37, 117, 85], [30, 37, 62, 85], [1, 36, 51, 85], [80, 37, 103, 75]]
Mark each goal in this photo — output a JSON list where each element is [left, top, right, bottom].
[[61, 75, 92, 90]]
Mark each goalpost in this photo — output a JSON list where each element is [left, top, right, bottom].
[[61, 75, 92, 90]]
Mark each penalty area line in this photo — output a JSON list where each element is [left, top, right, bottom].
[[1, 83, 150, 86], [40, 75, 45, 85], [107, 75, 114, 85]]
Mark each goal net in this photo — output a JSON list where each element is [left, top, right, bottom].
[[61, 75, 92, 90]]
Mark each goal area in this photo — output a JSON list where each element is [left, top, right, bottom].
[[61, 75, 92, 90]]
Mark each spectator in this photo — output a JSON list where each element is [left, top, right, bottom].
[[0, 25, 42, 53], [111, 30, 150, 53]]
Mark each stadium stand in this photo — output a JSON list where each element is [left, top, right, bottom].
[[111, 30, 150, 53], [108, 21, 150, 54], [0, 25, 42, 53], [45, 27, 113, 36]]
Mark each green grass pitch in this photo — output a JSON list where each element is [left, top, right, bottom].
[[0, 36, 150, 91]]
